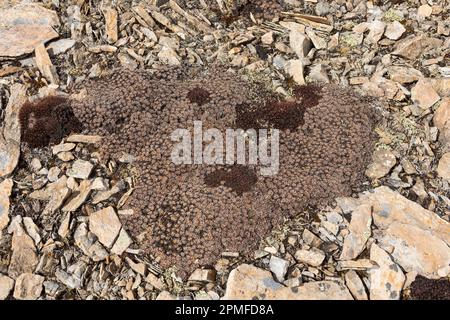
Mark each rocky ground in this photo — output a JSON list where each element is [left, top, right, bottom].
[[0, 0, 449, 300]]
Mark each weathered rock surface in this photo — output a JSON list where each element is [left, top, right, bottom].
[[365, 149, 397, 179], [74, 223, 108, 261], [285, 59, 305, 85], [0, 84, 27, 177], [295, 248, 326, 267], [89, 206, 122, 249], [8, 221, 39, 279], [392, 35, 442, 60], [223, 264, 352, 300], [0, 179, 13, 233], [289, 30, 311, 58], [67, 160, 94, 179], [13, 273, 44, 300], [433, 98, 450, 132], [359, 187, 450, 278], [369, 244, 405, 300], [411, 78, 441, 109], [0, 3, 60, 57], [340, 204, 372, 260], [0, 274, 14, 300], [379, 222, 450, 279], [344, 270, 368, 300], [436, 153, 450, 181], [384, 21, 406, 40], [269, 256, 290, 282]]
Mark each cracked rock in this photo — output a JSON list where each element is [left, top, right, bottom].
[[224, 264, 352, 300], [89, 206, 122, 249], [340, 204, 372, 260], [369, 244, 405, 300]]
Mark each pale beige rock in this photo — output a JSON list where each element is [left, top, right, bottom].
[[411, 78, 441, 109], [361, 82, 384, 97], [295, 248, 326, 267], [104, 7, 118, 43], [302, 229, 323, 247], [150, 10, 184, 34], [261, 31, 274, 45], [360, 186, 450, 245], [62, 179, 92, 212], [110, 228, 132, 255], [0, 84, 26, 177], [269, 256, 289, 281], [132, 4, 155, 28], [0, 179, 13, 232], [289, 30, 311, 58], [369, 244, 405, 300], [67, 160, 94, 179], [279, 21, 305, 33], [57, 212, 71, 239], [52, 142, 76, 155], [126, 257, 146, 275], [158, 46, 181, 66], [0, 3, 59, 57], [22, 217, 41, 246], [0, 274, 14, 300], [35, 44, 59, 84], [417, 4, 432, 18], [434, 98, 450, 132], [47, 39, 76, 56], [88, 45, 117, 53], [92, 181, 125, 204], [141, 27, 158, 42], [384, 21, 406, 40], [223, 264, 353, 300], [89, 206, 122, 248], [305, 28, 326, 49], [117, 53, 137, 69], [340, 204, 372, 260], [337, 259, 377, 271], [392, 35, 443, 60], [74, 223, 108, 261], [436, 153, 450, 181], [285, 59, 305, 85], [367, 20, 385, 44], [145, 273, 166, 290], [91, 177, 109, 191], [66, 134, 102, 144], [43, 185, 70, 216], [345, 270, 368, 300], [13, 273, 44, 300], [309, 64, 330, 83], [8, 223, 39, 279], [430, 78, 450, 97], [388, 66, 423, 84], [379, 222, 450, 279], [365, 149, 397, 179], [156, 290, 176, 300], [57, 151, 74, 162], [47, 166, 61, 182], [30, 158, 42, 172], [189, 269, 216, 283], [29, 175, 67, 201], [353, 22, 369, 34]]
